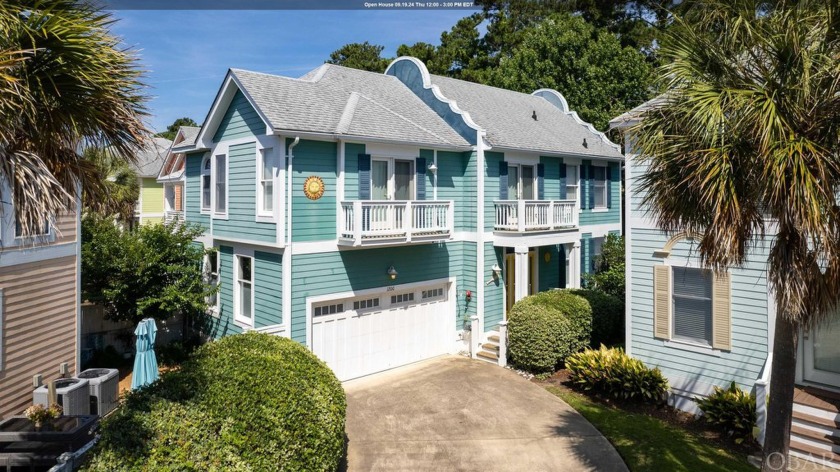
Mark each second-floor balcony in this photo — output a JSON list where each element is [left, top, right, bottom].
[[339, 200, 454, 246], [164, 210, 185, 225], [494, 200, 578, 232]]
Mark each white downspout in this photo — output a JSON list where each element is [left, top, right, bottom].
[[283, 136, 300, 338], [476, 132, 487, 336]]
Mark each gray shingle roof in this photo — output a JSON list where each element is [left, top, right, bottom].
[[609, 94, 668, 129], [427, 74, 623, 158], [131, 137, 171, 178], [231, 65, 471, 148], [171, 126, 200, 150]]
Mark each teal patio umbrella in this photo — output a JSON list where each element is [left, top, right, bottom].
[[131, 318, 159, 390]]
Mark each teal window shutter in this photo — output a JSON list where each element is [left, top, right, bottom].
[[537, 163, 545, 200], [607, 163, 613, 209], [416, 157, 426, 200], [589, 238, 596, 271], [587, 164, 595, 210], [499, 161, 508, 199], [358, 154, 371, 200], [580, 239, 588, 285], [559, 160, 567, 199], [558, 245, 566, 288]]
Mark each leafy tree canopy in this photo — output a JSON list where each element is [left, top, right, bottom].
[[82, 147, 139, 224], [489, 13, 653, 130], [327, 41, 390, 72], [82, 217, 216, 324], [583, 233, 625, 300], [156, 117, 198, 141]]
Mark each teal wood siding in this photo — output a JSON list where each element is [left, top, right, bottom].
[[580, 234, 592, 280], [484, 151, 503, 231], [437, 151, 475, 232], [579, 161, 621, 226], [254, 250, 283, 328], [344, 142, 364, 200], [291, 139, 337, 242], [212, 142, 277, 243], [483, 242, 505, 331], [538, 245, 562, 291], [213, 90, 265, 142], [289, 241, 476, 343], [629, 229, 770, 391], [420, 148, 434, 200], [540, 156, 562, 200], [185, 152, 209, 230], [211, 245, 244, 339]]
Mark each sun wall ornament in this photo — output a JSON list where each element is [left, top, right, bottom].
[[303, 176, 325, 200]]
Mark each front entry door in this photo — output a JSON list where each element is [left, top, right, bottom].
[[504, 250, 538, 313], [804, 315, 840, 387]]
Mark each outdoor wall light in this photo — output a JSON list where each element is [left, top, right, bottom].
[[486, 263, 503, 286], [428, 162, 438, 174], [387, 265, 398, 280]]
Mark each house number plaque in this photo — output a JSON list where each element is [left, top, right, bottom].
[[303, 176, 325, 200]]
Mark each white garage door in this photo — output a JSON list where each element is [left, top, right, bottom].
[[310, 282, 454, 381]]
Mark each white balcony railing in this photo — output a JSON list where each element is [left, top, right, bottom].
[[494, 200, 577, 232], [339, 200, 454, 246], [164, 210, 185, 225]]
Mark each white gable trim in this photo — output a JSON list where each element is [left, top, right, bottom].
[[532, 89, 621, 152], [194, 71, 273, 149]]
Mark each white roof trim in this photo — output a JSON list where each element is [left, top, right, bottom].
[[385, 56, 485, 136], [532, 89, 621, 152], [194, 71, 273, 149]]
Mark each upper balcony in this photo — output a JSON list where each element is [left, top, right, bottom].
[[494, 200, 578, 232], [339, 200, 454, 247]]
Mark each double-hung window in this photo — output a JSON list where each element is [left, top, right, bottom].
[[592, 166, 607, 209], [201, 157, 211, 212], [214, 154, 227, 214], [259, 148, 276, 215], [671, 267, 713, 345], [565, 165, 579, 202], [371, 158, 414, 201], [235, 255, 253, 325]]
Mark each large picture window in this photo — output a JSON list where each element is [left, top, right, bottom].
[[214, 154, 227, 214], [235, 255, 253, 324], [672, 266, 713, 345]]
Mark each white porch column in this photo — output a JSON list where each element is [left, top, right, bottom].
[[570, 241, 582, 289], [514, 245, 530, 302]]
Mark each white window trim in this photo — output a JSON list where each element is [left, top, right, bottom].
[[370, 155, 416, 201], [200, 155, 212, 214], [505, 162, 538, 201], [233, 250, 255, 327], [13, 215, 55, 244], [662, 257, 722, 354], [256, 147, 278, 222], [565, 164, 580, 213], [204, 250, 220, 317], [212, 153, 229, 219]]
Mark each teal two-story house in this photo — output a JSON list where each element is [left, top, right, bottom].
[[169, 57, 623, 383], [613, 99, 840, 468]]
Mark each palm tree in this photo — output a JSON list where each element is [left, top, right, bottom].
[[0, 1, 148, 236], [82, 147, 140, 226], [630, 1, 840, 469]]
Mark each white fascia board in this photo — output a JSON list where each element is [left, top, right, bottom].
[[490, 146, 624, 162]]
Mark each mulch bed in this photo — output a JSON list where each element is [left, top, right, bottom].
[[536, 369, 762, 457]]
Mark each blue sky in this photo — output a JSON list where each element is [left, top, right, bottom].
[[109, 10, 471, 134]]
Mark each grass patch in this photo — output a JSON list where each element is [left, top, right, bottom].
[[546, 386, 755, 472]]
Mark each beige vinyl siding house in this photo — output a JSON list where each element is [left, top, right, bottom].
[[0, 211, 80, 419]]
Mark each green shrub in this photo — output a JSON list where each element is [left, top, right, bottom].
[[566, 345, 669, 403], [83, 332, 346, 472], [695, 382, 757, 444], [569, 289, 624, 348], [507, 290, 592, 374]]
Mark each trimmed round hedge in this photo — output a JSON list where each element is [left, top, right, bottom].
[[83, 332, 346, 472], [569, 289, 625, 348], [507, 290, 592, 374]]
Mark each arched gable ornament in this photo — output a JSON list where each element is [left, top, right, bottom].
[[653, 231, 702, 258]]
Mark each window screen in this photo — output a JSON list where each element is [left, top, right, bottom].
[[672, 266, 712, 344]]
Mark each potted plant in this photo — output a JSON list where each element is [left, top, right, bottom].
[[24, 403, 63, 429]]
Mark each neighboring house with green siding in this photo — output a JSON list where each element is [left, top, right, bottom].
[[178, 57, 622, 384], [131, 137, 171, 225], [612, 100, 840, 468]]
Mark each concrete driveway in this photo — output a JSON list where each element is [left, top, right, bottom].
[[344, 356, 628, 472]]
